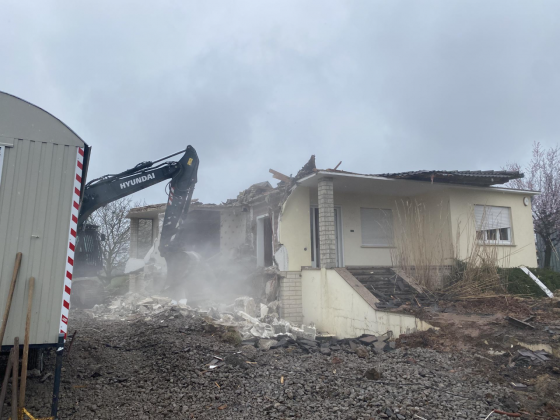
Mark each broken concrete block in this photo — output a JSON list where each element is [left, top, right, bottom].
[[302, 325, 316, 340], [260, 303, 269, 318], [373, 340, 387, 353], [137, 297, 155, 306], [250, 323, 274, 338], [178, 298, 188, 307], [234, 296, 257, 317], [355, 346, 368, 358], [267, 300, 279, 313], [262, 313, 279, 325], [273, 323, 288, 334], [258, 339, 278, 350], [359, 335, 378, 345], [265, 278, 278, 301], [208, 307, 221, 320], [237, 311, 261, 325]]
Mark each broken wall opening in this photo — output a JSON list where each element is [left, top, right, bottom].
[[182, 209, 221, 259]]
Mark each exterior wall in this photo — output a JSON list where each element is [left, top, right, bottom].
[[220, 210, 247, 255], [0, 140, 84, 346], [449, 188, 537, 267], [278, 271, 303, 325], [318, 178, 337, 268], [311, 189, 398, 266], [401, 190, 455, 267], [277, 186, 312, 271], [301, 268, 432, 338]]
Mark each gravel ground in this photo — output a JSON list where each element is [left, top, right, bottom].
[[0, 307, 524, 420]]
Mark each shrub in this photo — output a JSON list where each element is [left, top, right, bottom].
[[501, 267, 560, 297]]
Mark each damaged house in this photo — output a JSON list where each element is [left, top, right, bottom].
[[127, 157, 538, 339]]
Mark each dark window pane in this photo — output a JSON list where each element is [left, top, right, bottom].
[[486, 229, 497, 240], [499, 228, 509, 241]]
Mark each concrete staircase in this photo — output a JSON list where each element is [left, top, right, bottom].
[[345, 266, 432, 308]]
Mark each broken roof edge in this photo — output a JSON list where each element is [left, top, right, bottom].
[[126, 201, 227, 218], [297, 170, 540, 195]]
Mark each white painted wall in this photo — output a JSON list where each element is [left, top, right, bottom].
[[277, 186, 312, 270], [280, 183, 537, 270], [449, 188, 538, 267], [301, 268, 432, 338]]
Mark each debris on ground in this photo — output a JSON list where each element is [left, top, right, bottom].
[[3, 308, 526, 420]]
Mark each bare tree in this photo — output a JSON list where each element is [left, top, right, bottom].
[[505, 142, 560, 268], [89, 197, 144, 281]]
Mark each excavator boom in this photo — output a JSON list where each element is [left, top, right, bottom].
[[75, 146, 199, 287]]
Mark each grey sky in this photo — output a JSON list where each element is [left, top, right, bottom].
[[2, 1, 560, 204]]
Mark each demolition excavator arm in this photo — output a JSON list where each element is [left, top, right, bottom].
[[76, 145, 199, 280]]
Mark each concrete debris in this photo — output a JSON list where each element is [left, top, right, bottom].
[[513, 349, 552, 366], [85, 292, 317, 346], [234, 296, 257, 317], [258, 339, 278, 350], [86, 293, 399, 357], [302, 324, 316, 340]]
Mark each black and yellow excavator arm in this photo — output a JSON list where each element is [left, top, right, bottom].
[[77, 146, 199, 277]]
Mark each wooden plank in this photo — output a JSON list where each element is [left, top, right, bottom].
[[19, 277, 34, 410], [269, 169, 290, 183], [519, 266, 554, 298]]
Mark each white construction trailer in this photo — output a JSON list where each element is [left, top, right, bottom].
[[0, 91, 90, 415]]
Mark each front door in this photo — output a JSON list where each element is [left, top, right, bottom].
[[310, 206, 343, 268]]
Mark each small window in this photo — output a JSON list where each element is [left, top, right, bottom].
[[360, 208, 394, 246], [474, 205, 512, 245]]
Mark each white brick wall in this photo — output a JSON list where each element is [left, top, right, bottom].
[[318, 177, 337, 268], [278, 271, 303, 325]]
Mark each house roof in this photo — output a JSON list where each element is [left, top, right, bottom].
[[372, 170, 523, 186]]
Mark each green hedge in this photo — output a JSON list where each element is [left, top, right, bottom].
[[501, 267, 560, 297]]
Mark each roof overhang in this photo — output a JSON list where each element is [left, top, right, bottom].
[[297, 171, 539, 196]]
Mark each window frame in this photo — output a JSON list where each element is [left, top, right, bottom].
[[360, 207, 394, 247], [474, 205, 513, 245]]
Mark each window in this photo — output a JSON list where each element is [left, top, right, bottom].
[[474, 205, 512, 244], [360, 208, 394, 246]]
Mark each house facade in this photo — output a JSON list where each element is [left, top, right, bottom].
[[278, 170, 538, 271], [127, 158, 538, 338]]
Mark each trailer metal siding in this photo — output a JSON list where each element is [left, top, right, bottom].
[[0, 92, 87, 346]]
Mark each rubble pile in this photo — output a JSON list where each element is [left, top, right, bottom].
[[86, 293, 323, 346], [10, 308, 522, 420]]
